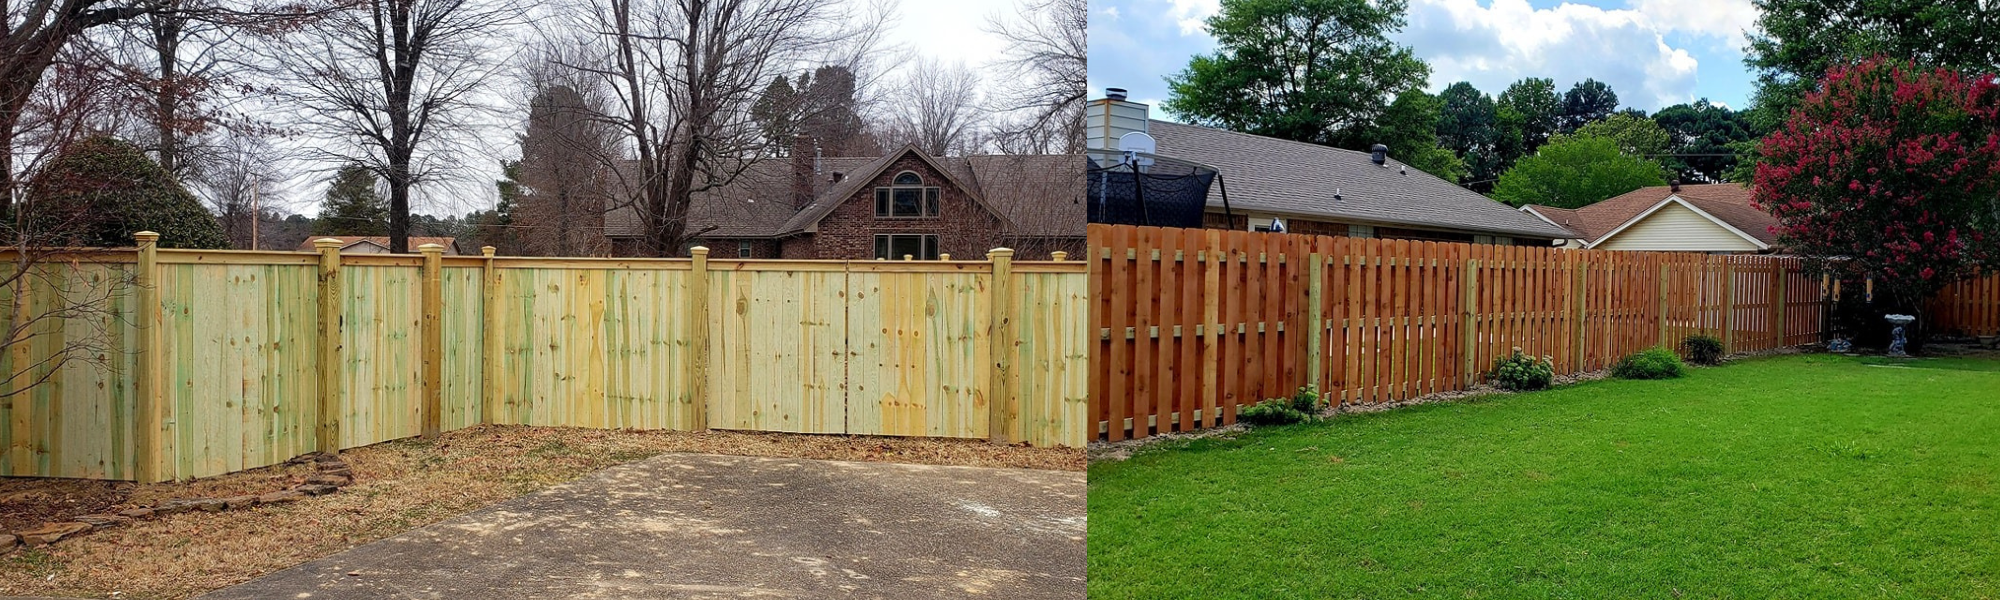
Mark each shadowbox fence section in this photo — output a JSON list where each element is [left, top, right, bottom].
[[1931, 273, 2000, 337], [1089, 224, 1861, 443], [2, 236, 1088, 482]]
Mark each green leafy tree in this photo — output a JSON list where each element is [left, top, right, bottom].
[[1495, 77, 1561, 168], [1436, 82, 1501, 189], [1745, 0, 2000, 131], [1490, 134, 1668, 208], [1355, 89, 1468, 183], [24, 135, 227, 249], [1574, 113, 1670, 158], [1651, 99, 1756, 183], [1163, 0, 1429, 146], [1558, 78, 1620, 132], [315, 164, 388, 236]]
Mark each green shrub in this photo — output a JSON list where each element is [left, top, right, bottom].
[[1289, 385, 1323, 415], [1682, 334, 1725, 366], [1612, 347, 1686, 380], [1487, 348, 1555, 391], [1237, 398, 1310, 426], [25, 135, 227, 249]]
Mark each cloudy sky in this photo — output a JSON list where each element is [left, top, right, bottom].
[[1087, 0, 1761, 118]]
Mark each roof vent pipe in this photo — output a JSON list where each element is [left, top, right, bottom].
[[1670, 179, 1681, 193], [1370, 144, 1389, 166], [1105, 87, 1129, 101]]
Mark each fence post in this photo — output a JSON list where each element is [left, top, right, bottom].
[[479, 246, 497, 425], [1460, 258, 1479, 387], [314, 238, 344, 454], [687, 246, 710, 430], [988, 248, 1018, 443], [132, 232, 169, 483], [1051, 251, 1068, 261], [418, 244, 444, 439], [1774, 263, 1788, 347], [1306, 249, 1325, 393], [1658, 262, 1670, 348], [1723, 260, 1737, 353]]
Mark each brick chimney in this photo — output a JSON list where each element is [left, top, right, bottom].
[[792, 135, 818, 209]]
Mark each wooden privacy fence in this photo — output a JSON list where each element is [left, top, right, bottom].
[[1091, 224, 1838, 442], [1932, 273, 2000, 337], [2, 235, 1088, 482]]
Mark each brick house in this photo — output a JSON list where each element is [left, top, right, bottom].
[[605, 145, 1084, 260], [1085, 90, 1573, 245]]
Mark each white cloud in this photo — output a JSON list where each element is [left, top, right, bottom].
[[1166, 0, 1220, 35], [1400, 0, 1703, 110], [1628, 0, 1759, 50], [1101, 6, 1120, 18]]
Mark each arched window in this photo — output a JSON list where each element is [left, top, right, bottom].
[[875, 170, 941, 218]]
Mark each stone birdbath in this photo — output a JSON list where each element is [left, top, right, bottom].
[[1884, 314, 1916, 358]]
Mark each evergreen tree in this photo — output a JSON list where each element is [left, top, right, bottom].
[[1436, 82, 1501, 190], [751, 75, 801, 151], [315, 164, 388, 236], [1558, 78, 1620, 132], [1490, 134, 1668, 208], [25, 135, 228, 249], [1495, 77, 1561, 170]]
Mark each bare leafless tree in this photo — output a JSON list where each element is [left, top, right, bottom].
[[99, 0, 273, 180], [198, 130, 286, 248], [263, 0, 523, 253], [984, 0, 1084, 154], [556, 0, 886, 257], [883, 59, 982, 156]]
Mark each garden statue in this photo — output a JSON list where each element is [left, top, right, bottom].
[[1885, 314, 1916, 357]]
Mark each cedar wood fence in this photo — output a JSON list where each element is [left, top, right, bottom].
[[1091, 224, 2000, 442], [3, 235, 1088, 482]]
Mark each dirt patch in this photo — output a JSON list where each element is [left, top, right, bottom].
[[0, 425, 1081, 600]]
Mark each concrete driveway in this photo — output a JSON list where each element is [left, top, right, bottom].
[[200, 453, 1085, 599]]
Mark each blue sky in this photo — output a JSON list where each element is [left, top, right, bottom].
[[1088, 0, 1762, 119]]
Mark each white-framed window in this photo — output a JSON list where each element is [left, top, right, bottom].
[[874, 171, 941, 218], [1474, 234, 1494, 245], [874, 234, 940, 260], [1249, 216, 1276, 232], [737, 241, 753, 258], [1349, 224, 1375, 238]]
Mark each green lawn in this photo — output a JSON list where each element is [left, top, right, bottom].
[[1088, 354, 2000, 599]]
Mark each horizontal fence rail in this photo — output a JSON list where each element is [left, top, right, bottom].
[[1089, 224, 1854, 443], [2, 238, 1088, 482]]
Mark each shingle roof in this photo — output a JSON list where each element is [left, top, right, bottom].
[[1527, 184, 1777, 245], [1145, 121, 1574, 239], [603, 149, 1085, 240]]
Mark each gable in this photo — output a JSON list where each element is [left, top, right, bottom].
[[1595, 201, 1764, 252]]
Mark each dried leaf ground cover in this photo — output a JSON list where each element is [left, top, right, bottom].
[[1088, 353, 2000, 599], [0, 426, 1082, 599]]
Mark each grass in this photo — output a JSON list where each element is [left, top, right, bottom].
[[1, 425, 1081, 600], [1088, 353, 2000, 600]]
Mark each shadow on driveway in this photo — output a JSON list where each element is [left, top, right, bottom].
[[200, 453, 1084, 599]]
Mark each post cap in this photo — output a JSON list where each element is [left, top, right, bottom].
[[1050, 251, 1068, 261], [417, 243, 445, 254], [987, 248, 1015, 261], [132, 231, 160, 243], [690, 246, 710, 257], [939, 253, 952, 261], [313, 238, 345, 250], [481, 246, 496, 257]]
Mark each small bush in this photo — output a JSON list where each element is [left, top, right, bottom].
[[1487, 348, 1555, 391], [1612, 347, 1686, 380], [1289, 385, 1323, 415], [1682, 334, 1725, 366], [1238, 398, 1310, 426]]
